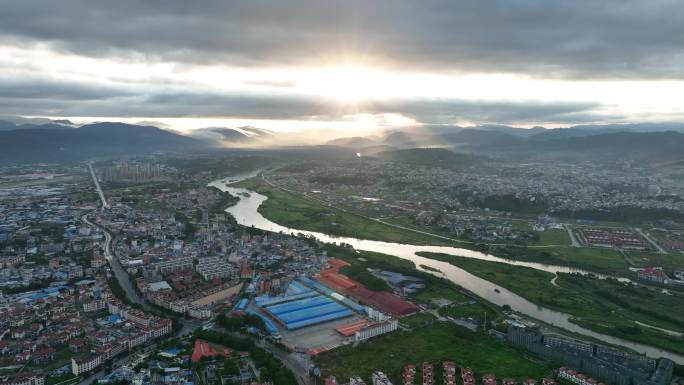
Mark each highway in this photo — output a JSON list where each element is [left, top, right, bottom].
[[88, 162, 109, 209]]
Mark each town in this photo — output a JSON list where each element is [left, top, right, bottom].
[[0, 156, 682, 385], [3, 4, 684, 385]]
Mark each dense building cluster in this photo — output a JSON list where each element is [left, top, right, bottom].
[[506, 326, 673, 385], [272, 159, 684, 215]]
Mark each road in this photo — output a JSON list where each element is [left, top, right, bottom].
[[635, 228, 667, 254], [81, 172, 309, 383], [81, 214, 201, 336], [88, 163, 109, 209], [565, 224, 581, 247], [96, 215, 203, 334], [214, 328, 313, 385], [82, 213, 146, 307], [78, 344, 157, 385], [257, 340, 312, 385]]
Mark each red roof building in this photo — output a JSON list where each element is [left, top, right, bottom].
[[191, 339, 230, 363], [335, 320, 372, 337]]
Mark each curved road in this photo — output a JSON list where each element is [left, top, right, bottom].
[[82, 213, 145, 306], [82, 212, 202, 335]]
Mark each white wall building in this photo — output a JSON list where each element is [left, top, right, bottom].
[[355, 319, 398, 342]]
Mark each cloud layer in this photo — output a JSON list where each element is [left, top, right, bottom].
[[1, 1, 684, 128], [3, 1, 684, 78]]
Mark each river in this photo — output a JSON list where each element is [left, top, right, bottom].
[[208, 172, 684, 364]]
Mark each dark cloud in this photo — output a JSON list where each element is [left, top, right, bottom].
[[366, 99, 605, 124], [0, 77, 606, 124], [0, 78, 132, 100], [1, 1, 683, 79]]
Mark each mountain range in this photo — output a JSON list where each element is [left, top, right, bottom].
[[327, 123, 684, 163], [1, 118, 684, 164], [0, 122, 202, 163], [187, 126, 275, 146]]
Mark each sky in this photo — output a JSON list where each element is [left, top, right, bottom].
[[2, 0, 684, 134]]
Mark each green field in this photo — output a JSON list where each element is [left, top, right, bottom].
[[418, 252, 684, 355], [438, 300, 497, 325], [46, 374, 80, 385], [237, 178, 647, 275], [477, 244, 630, 274], [240, 178, 454, 245], [339, 264, 391, 291], [382, 216, 642, 274], [314, 321, 552, 384], [529, 229, 571, 246], [400, 312, 438, 329], [626, 251, 684, 272]]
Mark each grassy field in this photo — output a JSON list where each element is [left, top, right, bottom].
[[314, 321, 552, 384], [400, 312, 438, 329], [477, 244, 630, 274], [46, 374, 80, 385], [0, 175, 80, 189], [339, 264, 391, 291], [419, 252, 684, 355], [529, 229, 571, 246], [237, 178, 643, 275], [438, 300, 497, 324], [240, 178, 455, 245], [626, 251, 684, 271], [493, 245, 683, 276], [386, 216, 570, 247], [391, 215, 633, 274]]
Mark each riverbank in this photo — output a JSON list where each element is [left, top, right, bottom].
[[323, 243, 505, 309], [304, 245, 546, 381], [234, 177, 645, 276], [211, 175, 684, 363], [418, 252, 684, 356], [235, 177, 457, 245]]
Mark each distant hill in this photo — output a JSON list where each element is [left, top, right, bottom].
[[190, 127, 251, 142], [0, 119, 76, 131], [457, 129, 684, 162], [374, 148, 478, 170], [359, 145, 396, 156], [355, 124, 684, 163], [381, 130, 444, 148], [51, 119, 75, 125], [564, 122, 684, 134], [0, 122, 203, 164], [468, 124, 547, 138], [238, 126, 275, 138], [440, 129, 525, 148], [190, 126, 277, 146], [0, 120, 17, 131], [326, 136, 378, 148], [540, 131, 684, 155]]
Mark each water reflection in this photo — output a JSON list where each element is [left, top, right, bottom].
[[208, 174, 683, 363]]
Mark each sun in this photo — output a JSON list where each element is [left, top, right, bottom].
[[299, 65, 387, 102], [322, 66, 377, 102]]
